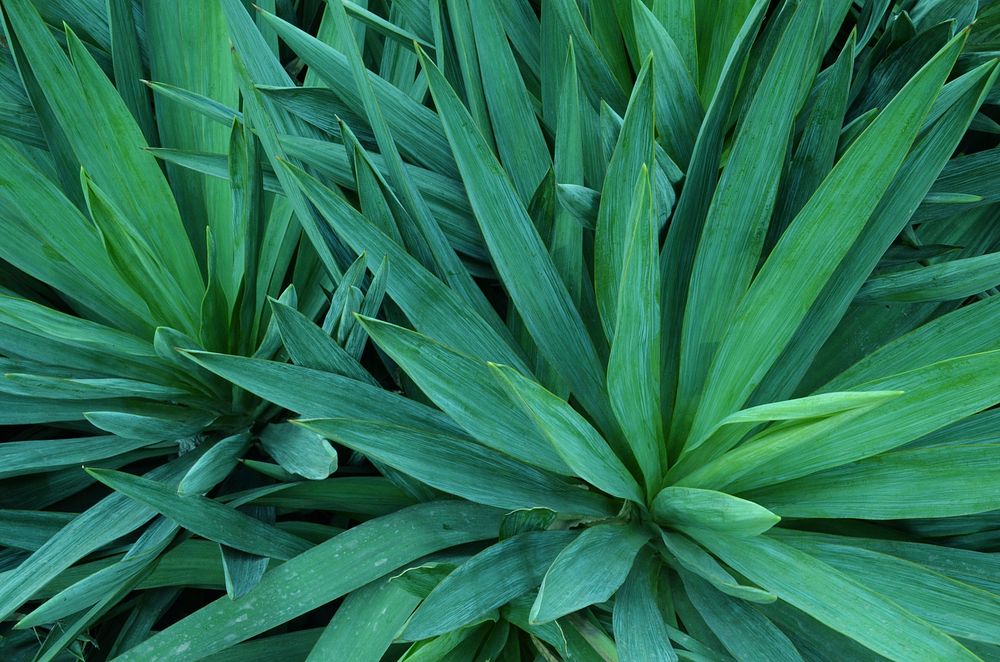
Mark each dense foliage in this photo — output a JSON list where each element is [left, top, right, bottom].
[[2, 0, 1000, 660]]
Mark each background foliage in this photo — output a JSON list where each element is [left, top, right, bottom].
[[2, 0, 1000, 660]]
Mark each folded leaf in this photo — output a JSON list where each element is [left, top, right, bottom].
[[659, 530, 776, 604], [405, 530, 576, 640], [857, 251, 1000, 303], [530, 523, 649, 624], [259, 423, 338, 481], [685, 350, 1000, 493], [419, 45, 618, 441], [594, 58, 655, 336], [653, 487, 779, 537], [607, 168, 663, 494]]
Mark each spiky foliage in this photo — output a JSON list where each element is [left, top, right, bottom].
[[3, 0, 1000, 661]]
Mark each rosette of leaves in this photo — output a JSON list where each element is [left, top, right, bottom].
[[0, 1, 398, 658], [109, 1, 1000, 661], [5, 0, 1000, 661]]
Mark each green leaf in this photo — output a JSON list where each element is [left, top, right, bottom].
[[755, 59, 1000, 402], [17, 517, 179, 628], [277, 161, 525, 370], [344, 259, 388, 359], [81, 173, 199, 335], [696, 0, 761, 104], [404, 531, 577, 640], [206, 630, 321, 662], [594, 57, 655, 337], [259, 423, 338, 481], [499, 508, 558, 541], [771, 31, 855, 236], [247, 5, 454, 177], [221, 0, 349, 282], [689, 30, 968, 440], [248, 477, 415, 517], [652, 487, 779, 537], [0, 510, 74, 551], [0, 140, 153, 336], [145, 80, 241, 126], [360, 318, 567, 474], [614, 550, 678, 662], [0, 374, 186, 402], [684, 350, 1000, 493], [144, 1, 239, 290], [392, 563, 459, 599], [545, 0, 627, 111], [86, 468, 312, 560], [650, 0, 697, 81], [0, 435, 151, 479], [607, 167, 663, 493], [775, 530, 1000, 645], [178, 432, 252, 496], [4, 0, 202, 299], [673, 1, 822, 443], [306, 575, 420, 662], [659, 530, 776, 603], [683, 572, 803, 662], [269, 298, 374, 384], [857, 252, 1000, 303], [342, 0, 431, 49], [113, 502, 502, 661], [631, 0, 702, 166], [747, 444, 1000, 519], [530, 523, 649, 624], [222, 543, 270, 600], [659, 0, 768, 447], [668, 390, 902, 482], [419, 45, 618, 440], [691, 531, 978, 661], [298, 418, 615, 518], [470, 0, 550, 202], [264, 4, 497, 324], [442, 0, 493, 146], [84, 408, 215, 442], [0, 454, 198, 622], [186, 352, 463, 435], [490, 363, 642, 503]]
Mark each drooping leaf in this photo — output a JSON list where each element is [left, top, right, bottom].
[[86, 468, 312, 559], [298, 418, 615, 517], [114, 502, 502, 661]]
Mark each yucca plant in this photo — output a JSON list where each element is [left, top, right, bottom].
[[0, 0, 400, 658], [4, 0, 1000, 660]]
